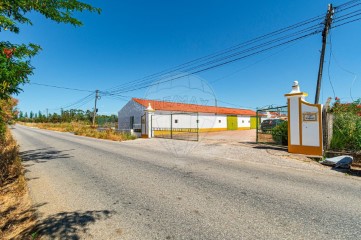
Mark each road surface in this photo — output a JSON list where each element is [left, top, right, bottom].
[[11, 124, 361, 239]]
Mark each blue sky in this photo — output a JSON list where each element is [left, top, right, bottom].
[[4, 0, 361, 115]]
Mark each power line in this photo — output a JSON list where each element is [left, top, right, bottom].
[[30, 82, 93, 93], [30, 1, 361, 104], [336, 0, 360, 9], [333, 9, 361, 24], [328, 39, 358, 101], [105, 3, 361, 95], [102, 95, 130, 102], [216, 99, 256, 110], [110, 31, 322, 94], [105, 15, 325, 93], [335, 1, 361, 12], [110, 26, 323, 93], [104, 1, 361, 95], [332, 2, 361, 28], [49, 92, 95, 111], [332, 16, 361, 28], [211, 41, 298, 84]]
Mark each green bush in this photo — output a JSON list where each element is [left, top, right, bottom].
[[272, 121, 288, 145], [0, 122, 6, 143], [330, 112, 361, 151], [329, 100, 361, 152]]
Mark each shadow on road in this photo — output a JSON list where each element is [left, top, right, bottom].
[[14, 208, 115, 239], [20, 147, 74, 163], [33, 210, 115, 239], [240, 142, 288, 151], [331, 167, 361, 177], [0, 202, 47, 238]]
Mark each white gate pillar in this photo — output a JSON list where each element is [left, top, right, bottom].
[[144, 103, 155, 138], [285, 81, 323, 156]]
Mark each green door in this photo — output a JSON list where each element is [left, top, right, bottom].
[[250, 116, 257, 129], [227, 115, 238, 130]]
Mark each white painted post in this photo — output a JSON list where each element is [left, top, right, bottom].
[[144, 103, 155, 138], [285, 81, 323, 156]]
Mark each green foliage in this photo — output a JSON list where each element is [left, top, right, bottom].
[[330, 100, 361, 152], [0, 42, 41, 99], [0, 97, 18, 141], [0, 0, 101, 32], [18, 108, 94, 124], [97, 114, 118, 128], [0, 0, 100, 99], [0, 121, 5, 142], [271, 121, 288, 145], [18, 109, 119, 128]]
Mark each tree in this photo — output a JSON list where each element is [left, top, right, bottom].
[[0, 42, 40, 99], [0, 0, 101, 99], [0, 97, 18, 139]]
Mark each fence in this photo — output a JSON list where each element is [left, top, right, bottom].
[[256, 106, 288, 146], [151, 112, 199, 141]]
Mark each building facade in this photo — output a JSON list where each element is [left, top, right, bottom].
[[118, 98, 256, 137]]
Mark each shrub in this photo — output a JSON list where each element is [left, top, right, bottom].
[[0, 127, 21, 186], [272, 121, 288, 145], [330, 112, 361, 151], [330, 100, 361, 152]]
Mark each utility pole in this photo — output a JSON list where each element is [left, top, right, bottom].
[[92, 90, 100, 126], [46, 108, 48, 118], [315, 4, 334, 104]]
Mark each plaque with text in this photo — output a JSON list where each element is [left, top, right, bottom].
[[303, 112, 317, 122]]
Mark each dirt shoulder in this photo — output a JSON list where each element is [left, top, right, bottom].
[[0, 128, 37, 239], [0, 176, 37, 240]]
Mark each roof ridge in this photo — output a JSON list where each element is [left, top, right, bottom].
[[132, 97, 252, 111]]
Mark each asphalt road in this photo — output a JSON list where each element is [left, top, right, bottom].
[[11, 124, 361, 239]]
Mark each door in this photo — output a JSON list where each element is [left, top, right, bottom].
[[227, 115, 238, 130], [250, 116, 258, 129]]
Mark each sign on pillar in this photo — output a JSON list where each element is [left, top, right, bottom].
[[285, 81, 323, 156]]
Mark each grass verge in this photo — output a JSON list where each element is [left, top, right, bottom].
[[0, 127, 37, 239], [18, 122, 136, 141]]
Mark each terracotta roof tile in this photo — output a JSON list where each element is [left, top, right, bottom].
[[133, 98, 256, 116]]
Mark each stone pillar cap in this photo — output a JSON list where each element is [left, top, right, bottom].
[[146, 102, 155, 111], [290, 81, 300, 94]]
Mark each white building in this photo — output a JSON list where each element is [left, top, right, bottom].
[[118, 98, 256, 137]]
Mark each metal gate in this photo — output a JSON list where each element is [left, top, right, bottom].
[[151, 112, 199, 141], [256, 106, 288, 146]]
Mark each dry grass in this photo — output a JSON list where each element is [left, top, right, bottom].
[[18, 122, 136, 141], [0, 127, 37, 239], [0, 176, 37, 240], [0, 128, 22, 187]]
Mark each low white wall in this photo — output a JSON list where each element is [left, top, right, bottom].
[[152, 112, 227, 129]]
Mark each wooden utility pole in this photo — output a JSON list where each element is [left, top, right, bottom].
[[92, 90, 100, 126], [315, 4, 334, 104]]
